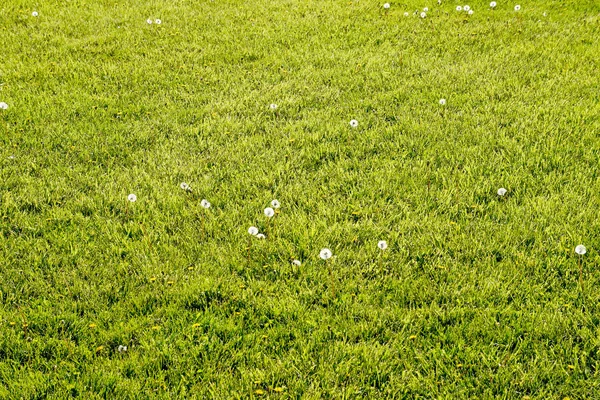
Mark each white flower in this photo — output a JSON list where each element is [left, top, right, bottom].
[[439, 98, 446, 105], [264, 207, 275, 218], [32, 11, 39, 17], [456, 5, 462, 11], [271, 199, 280, 209], [423, 7, 429, 12], [155, 19, 161, 24], [404, 12, 409, 16], [383, 3, 390, 9], [248, 226, 259, 235], [201, 199, 211, 209], [180, 182, 190, 191], [292, 259, 301, 266], [349, 119, 359, 128], [127, 194, 137, 202], [575, 245, 587, 255], [468, 9, 474, 14], [420, 12, 426, 18], [8, 155, 15, 159], [378, 240, 388, 250], [543, 12, 547, 17], [490, 1, 497, 7], [256, 233, 266, 239], [118, 345, 128, 353], [497, 188, 507, 196], [0, 102, 8, 110], [319, 248, 333, 260], [464, 5, 470, 11], [146, 19, 153, 24], [514, 5, 520, 11], [270, 103, 277, 110]]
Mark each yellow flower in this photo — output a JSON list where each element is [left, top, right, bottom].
[[9, 322, 15, 326], [254, 389, 265, 395], [152, 325, 160, 330], [167, 281, 174, 285], [89, 323, 97, 329], [150, 277, 156, 282], [409, 335, 417, 340], [274, 387, 284, 393], [95, 346, 104, 353], [192, 323, 200, 328]]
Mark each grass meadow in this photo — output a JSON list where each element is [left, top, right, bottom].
[[1, 0, 600, 398]]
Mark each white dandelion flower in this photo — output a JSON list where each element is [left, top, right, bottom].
[[248, 226, 259, 236], [118, 345, 128, 353], [514, 5, 521, 11], [490, 1, 497, 7], [423, 7, 429, 12], [456, 5, 462, 11], [404, 12, 409, 16], [319, 248, 333, 260], [463, 5, 470, 11], [575, 245, 587, 255], [378, 240, 388, 250], [292, 259, 302, 266], [256, 233, 266, 239], [264, 207, 275, 218], [128, 194, 137, 202], [32, 11, 39, 17], [270, 103, 277, 110], [180, 182, 190, 191], [468, 9, 474, 15], [383, 3, 390, 9], [420, 11, 426, 18], [349, 119, 359, 128], [497, 188, 507, 196], [271, 199, 280, 209], [155, 19, 161, 24], [0, 102, 8, 110], [200, 199, 211, 209], [146, 19, 153, 24], [439, 98, 446, 105]]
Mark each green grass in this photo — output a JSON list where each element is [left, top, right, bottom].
[[1, 0, 600, 397]]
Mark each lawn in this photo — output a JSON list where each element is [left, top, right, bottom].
[[1, 0, 600, 398]]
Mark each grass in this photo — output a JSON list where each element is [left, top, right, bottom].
[[1, 0, 600, 397]]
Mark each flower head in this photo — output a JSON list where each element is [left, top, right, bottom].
[[464, 5, 470, 11], [0, 102, 8, 110], [423, 7, 429, 12], [117, 345, 128, 353], [349, 119, 359, 128], [292, 259, 301, 266], [146, 19, 153, 24], [201, 199, 211, 209], [383, 3, 390, 9], [575, 245, 587, 255], [456, 5, 462, 11], [270, 103, 277, 110], [155, 19, 162, 24], [248, 226, 259, 236], [439, 98, 446, 105], [271, 199, 281, 209], [468, 9, 474, 15], [32, 11, 39, 17], [497, 188, 507, 196], [319, 248, 333, 260], [514, 4, 521, 11], [420, 11, 427, 18], [128, 194, 137, 202], [264, 207, 275, 218], [180, 182, 190, 191], [490, 1, 497, 7], [378, 240, 388, 250], [404, 12, 409, 16], [256, 233, 266, 239]]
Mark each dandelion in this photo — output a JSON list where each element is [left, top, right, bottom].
[[378, 241, 388, 250], [128, 194, 137, 202], [349, 119, 359, 128], [464, 5, 470, 11], [490, 1, 497, 7], [468, 9, 474, 14], [292, 259, 301, 266], [383, 3, 390, 9], [575, 245, 586, 255], [575, 244, 587, 292], [264, 207, 274, 218], [320, 248, 335, 298], [271, 199, 280, 209], [404, 12, 409, 16], [155, 19, 161, 24], [456, 5, 462, 11], [514, 5, 520, 11], [439, 98, 446, 105], [543, 11, 547, 17], [257, 233, 266, 239], [32, 11, 38, 17], [146, 19, 153, 24], [248, 226, 259, 236], [269, 103, 277, 110], [320, 248, 333, 260], [497, 188, 507, 197], [201, 199, 211, 209], [420, 12, 426, 18], [117, 345, 128, 353], [0, 102, 8, 110], [180, 182, 190, 191], [423, 7, 429, 12]]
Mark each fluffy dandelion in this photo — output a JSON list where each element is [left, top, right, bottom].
[[264, 207, 275, 218], [32, 11, 39, 17], [248, 226, 259, 236], [292, 259, 302, 266], [420, 11, 427, 18], [423, 7, 429, 12], [439, 98, 446, 105], [464, 5, 470, 11], [155, 19, 161, 24], [383, 3, 390, 9], [456, 5, 462, 11], [575, 245, 587, 255], [146, 18, 153, 24], [514, 4, 521, 11], [349, 119, 359, 128], [257, 233, 266, 239], [378, 240, 388, 250], [404, 12, 409, 16], [497, 188, 507, 197], [575, 244, 587, 292], [0, 102, 8, 110], [320, 248, 333, 260], [468, 9, 474, 14], [271, 199, 280, 209], [543, 11, 547, 17], [490, 1, 497, 7], [270, 103, 278, 110], [118, 345, 128, 353], [128, 194, 137, 202], [200, 199, 211, 209], [180, 182, 190, 191]]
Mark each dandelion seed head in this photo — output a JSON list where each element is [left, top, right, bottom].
[[490, 1, 497, 7], [271, 199, 280, 209], [514, 4, 521, 11], [201, 199, 211, 209], [155, 19, 161, 24], [118, 345, 128, 353], [575, 245, 587, 255], [468, 9, 474, 14], [383, 3, 390, 9], [420, 11, 426, 18], [127, 194, 137, 202], [464, 5, 470, 11], [180, 182, 190, 191], [319, 248, 333, 260], [248, 226, 259, 236], [497, 188, 507, 196], [350, 119, 359, 128], [256, 233, 266, 239], [378, 240, 388, 250], [423, 7, 429, 12], [146, 19, 153, 24], [439, 98, 446, 105], [270, 103, 277, 110], [32, 11, 39, 17], [292, 259, 301, 266], [456, 5, 462, 11], [0, 102, 8, 110], [404, 12, 409, 16], [264, 207, 275, 217]]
